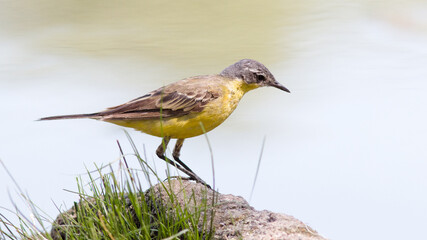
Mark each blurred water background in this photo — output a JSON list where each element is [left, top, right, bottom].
[[1, 0, 427, 239]]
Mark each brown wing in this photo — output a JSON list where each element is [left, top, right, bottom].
[[97, 76, 221, 120]]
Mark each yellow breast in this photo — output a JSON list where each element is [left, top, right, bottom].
[[108, 78, 257, 139]]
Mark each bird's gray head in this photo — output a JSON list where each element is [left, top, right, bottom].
[[220, 59, 290, 93]]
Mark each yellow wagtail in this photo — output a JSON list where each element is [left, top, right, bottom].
[[40, 59, 290, 187]]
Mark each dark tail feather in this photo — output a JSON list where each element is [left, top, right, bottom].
[[38, 113, 99, 121]]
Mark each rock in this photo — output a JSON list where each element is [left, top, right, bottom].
[[148, 180, 326, 240], [51, 179, 326, 240]]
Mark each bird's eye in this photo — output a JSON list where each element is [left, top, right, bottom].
[[256, 74, 266, 82]]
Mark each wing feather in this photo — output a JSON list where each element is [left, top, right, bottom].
[[98, 76, 221, 120]]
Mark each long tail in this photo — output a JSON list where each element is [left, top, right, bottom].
[[38, 113, 100, 121]]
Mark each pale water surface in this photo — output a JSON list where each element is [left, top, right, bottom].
[[1, 1, 427, 239]]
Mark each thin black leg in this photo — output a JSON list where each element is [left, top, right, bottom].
[[172, 139, 193, 173], [156, 137, 210, 188]]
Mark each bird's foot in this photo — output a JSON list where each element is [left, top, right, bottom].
[[165, 175, 211, 189], [187, 174, 212, 189]]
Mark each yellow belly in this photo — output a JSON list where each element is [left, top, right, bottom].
[[106, 80, 257, 139]]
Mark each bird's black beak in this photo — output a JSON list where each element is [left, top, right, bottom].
[[269, 81, 290, 93]]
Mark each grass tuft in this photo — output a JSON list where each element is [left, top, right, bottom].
[[0, 134, 216, 240]]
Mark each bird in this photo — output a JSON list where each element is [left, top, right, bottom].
[[40, 59, 290, 187]]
